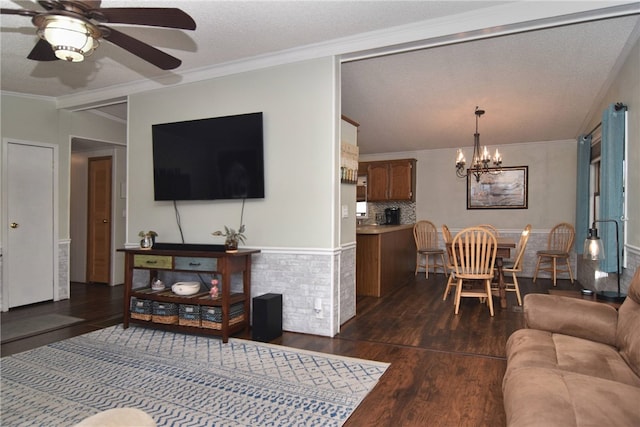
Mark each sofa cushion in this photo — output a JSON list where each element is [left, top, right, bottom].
[[503, 366, 640, 427], [616, 268, 640, 378], [506, 329, 640, 387], [524, 294, 618, 346]]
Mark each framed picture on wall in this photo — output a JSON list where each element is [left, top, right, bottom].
[[467, 166, 528, 209]]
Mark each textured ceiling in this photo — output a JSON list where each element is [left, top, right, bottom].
[[342, 15, 640, 154], [1, 1, 639, 155], [1, 0, 499, 97]]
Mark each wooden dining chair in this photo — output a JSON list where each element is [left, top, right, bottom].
[[492, 224, 531, 305], [413, 220, 446, 278], [477, 224, 499, 237], [533, 222, 575, 286], [451, 227, 498, 316], [441, 224, 457, 301]]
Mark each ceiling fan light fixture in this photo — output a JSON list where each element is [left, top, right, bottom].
[[35, 15, 100, 62]]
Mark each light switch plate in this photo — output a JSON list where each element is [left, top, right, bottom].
[[341, 205, 349, 218]]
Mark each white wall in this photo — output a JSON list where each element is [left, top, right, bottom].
[[0, 95, 126, 240], [127, 58, 338, 249], [0, 93, 126, 301]]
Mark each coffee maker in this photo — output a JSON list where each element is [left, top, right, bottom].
[[384, 207, 401, 225]]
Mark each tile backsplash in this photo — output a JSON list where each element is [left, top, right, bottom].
[[363, 201, 416, 225]]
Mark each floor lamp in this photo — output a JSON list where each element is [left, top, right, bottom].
[[583, 219, 626, 303]]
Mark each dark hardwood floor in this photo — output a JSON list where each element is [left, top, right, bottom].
[[1, 275, 578, 426]]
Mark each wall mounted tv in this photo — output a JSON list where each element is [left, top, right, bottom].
[[152, 112, 264, 201]]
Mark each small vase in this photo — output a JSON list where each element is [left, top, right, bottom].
[[225, 239, 238, 253], [141, 235, 153, 249]]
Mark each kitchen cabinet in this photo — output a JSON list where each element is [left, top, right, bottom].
[[360, 159, 416, 202], [356, 224, 415, 297], [119, 246, 259, 343]]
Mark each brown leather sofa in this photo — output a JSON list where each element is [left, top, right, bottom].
[[503, 268, 640, 426]]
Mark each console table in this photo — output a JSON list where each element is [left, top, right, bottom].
[[119, 246, 259, 343]]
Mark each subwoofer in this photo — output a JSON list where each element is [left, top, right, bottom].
[[252, 293, 282, 342]]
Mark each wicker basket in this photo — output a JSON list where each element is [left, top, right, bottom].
[[201, 303, 244, 330], [152, 301, 178, 324], [130, 297, 152, 321], [178, 304, 201, 327]]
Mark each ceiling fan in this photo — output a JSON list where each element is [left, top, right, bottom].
[[0, 0, 196, 70]]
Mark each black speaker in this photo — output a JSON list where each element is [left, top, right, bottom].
[[252, 293, 282, 342]]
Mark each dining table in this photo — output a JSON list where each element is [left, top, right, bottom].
[[447, 236, 516, 309]]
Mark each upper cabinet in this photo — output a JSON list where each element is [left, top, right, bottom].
[[360, 159, 416, 202]]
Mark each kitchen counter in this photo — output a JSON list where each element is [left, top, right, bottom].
[[356, 224, 414, 234], [356, 223, 416, 297]]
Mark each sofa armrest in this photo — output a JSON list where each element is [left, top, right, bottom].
[[524, 294, 618, 346]]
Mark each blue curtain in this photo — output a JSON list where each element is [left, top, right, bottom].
[[575, 134, 591, 252], [599, 104, 625, 273]]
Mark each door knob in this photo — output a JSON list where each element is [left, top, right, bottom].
[[103, 219, 108, 223], [10, 222, 18, 229]]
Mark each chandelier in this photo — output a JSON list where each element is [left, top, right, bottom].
[[33, 15, 101, 62], [455, 106, 503, 182]]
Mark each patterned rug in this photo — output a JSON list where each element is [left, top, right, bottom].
[[1, 325, 389, 426]]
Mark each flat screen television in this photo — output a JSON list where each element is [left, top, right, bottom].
[[152, 112, 264, 201]]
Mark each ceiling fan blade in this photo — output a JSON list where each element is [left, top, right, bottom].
[[102, 26, 181, 70], [27, 38, 58, 61], [93, 8, 196, 30], [0, 8, 38, 16]]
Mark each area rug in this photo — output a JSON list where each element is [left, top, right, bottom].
[[1, 314, 84, 343], [1, 325, 389, 426]]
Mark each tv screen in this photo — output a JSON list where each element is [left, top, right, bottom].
[[152, 112, 265, 201]]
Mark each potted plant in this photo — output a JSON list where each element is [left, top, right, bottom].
[[212, 200, 246, 253], [212, 225, 245, 253], [138, 230, 158, 249]]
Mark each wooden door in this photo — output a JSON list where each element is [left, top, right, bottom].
[[367, 163, 390, 201], [388, 159, 415, 201], [5, 142, 55, 308], [87, 157, 112, 284]]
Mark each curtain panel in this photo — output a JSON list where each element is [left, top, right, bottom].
[[599, 103, 625, 273]]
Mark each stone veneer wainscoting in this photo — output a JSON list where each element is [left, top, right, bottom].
[[339, 243, 357, 325], [58, 240, 70, 300], [249, 249, 343, 337]]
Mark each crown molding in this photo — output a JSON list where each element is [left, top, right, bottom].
[[55, 1, 640, 111], [1, 90, 56, 103]]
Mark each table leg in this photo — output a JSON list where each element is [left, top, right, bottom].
[[497, 257, 507, 309]]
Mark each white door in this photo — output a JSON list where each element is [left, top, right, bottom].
[[5, 141, 56, 308]]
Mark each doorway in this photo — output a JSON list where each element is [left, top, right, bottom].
[[70, 140, 126, 287]]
